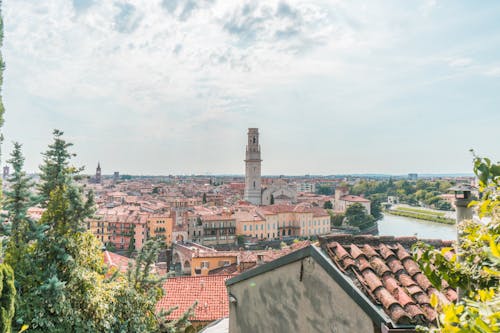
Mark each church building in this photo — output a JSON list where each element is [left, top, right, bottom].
[[243, 128, 296, 206]]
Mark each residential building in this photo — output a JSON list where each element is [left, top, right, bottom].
[[201, 214, 237, 246], [334, 186, 371, 213], [147, 214, 174, 246]]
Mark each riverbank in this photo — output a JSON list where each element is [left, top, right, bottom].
[[385, 207, 455, 225]]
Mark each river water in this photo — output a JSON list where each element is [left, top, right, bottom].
[[378, 213, 457, 240]]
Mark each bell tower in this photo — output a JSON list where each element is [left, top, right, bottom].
[[244, 128, 262, 205], [96, 162, 102, 184]]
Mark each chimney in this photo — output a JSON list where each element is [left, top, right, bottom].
[[449, 184, 475, 301]]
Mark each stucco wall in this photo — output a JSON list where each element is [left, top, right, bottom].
[[228, 257, 376, 333]]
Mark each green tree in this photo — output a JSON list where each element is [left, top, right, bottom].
[[37, 130, 94, 234], [202, 193, 207, 204], [270, 194, 275, 205], [116, 239, 194, 333], [415, 154, 500, 332], [323, 200, 333, 209], [0, 264, 15, 333], [344, 203, 375, 229], [316, 185, 333, 195], [0, 0, 6, 199], [370, 199, 383, 221], [329, 212, 344, 227], [2, 143, 37, 245], [1, 143, 40, 304]]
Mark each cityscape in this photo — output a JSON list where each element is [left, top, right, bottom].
[[0, 1, 499, 333]]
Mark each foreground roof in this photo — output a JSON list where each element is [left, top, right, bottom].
[[157, 275, 231, 322], [227, 235, 456, 330], [320, 234, 456, 326]]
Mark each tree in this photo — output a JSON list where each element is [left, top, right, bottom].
[[1, 143, 41, 306], [316, 185, 333, 195], [414, 154, 500, 332], [344, 203, 375, 229], [115, 239, 194, 333], [37, 130, 94, 233], [0, 264, 15, 333], [202, 193, 207, 204], [323, 200, 333, 209], [2, 143, 38, 244], [370, 199, 383, 221], [0, 0, 6, 200], [329, 212, 344, 227], [270, 194, 275, 205]]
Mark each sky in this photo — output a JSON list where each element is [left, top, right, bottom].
[[2, 0, 500, 175]]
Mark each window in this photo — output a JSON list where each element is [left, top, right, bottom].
[[201, 261, 210, 269], [244, 225, 247, 231], [250, 225, 253, 231], [261, 225, 264, 230]]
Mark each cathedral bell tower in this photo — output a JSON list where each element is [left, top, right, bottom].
[[244, 128, 262, 205], [96, 162, 102, 184]]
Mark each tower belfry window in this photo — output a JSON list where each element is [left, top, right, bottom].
[[253, 181, 256, 189], [253, 137, 256, 144]]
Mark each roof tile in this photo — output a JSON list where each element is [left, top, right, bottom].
[[319, 235, 456, 326]]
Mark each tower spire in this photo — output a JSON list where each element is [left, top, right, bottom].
[[244, 128, 262, 205]]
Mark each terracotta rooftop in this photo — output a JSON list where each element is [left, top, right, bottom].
[[340, 195, 371, 203], [208, 263, 239, 275], [320, 234, 456, 326], [157, 275, 231, 322], [103, 250, 131, 273]]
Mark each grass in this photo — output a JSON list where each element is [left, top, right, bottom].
[[396, 206, 448, 216], [386, 208, 455, 225]]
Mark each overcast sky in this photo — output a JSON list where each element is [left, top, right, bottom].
[[2, 0, 500, 175]]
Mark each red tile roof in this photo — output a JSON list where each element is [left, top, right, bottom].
[[320, 234, 456, 326], [103, 251, 131, 273], [157, 275, 231, 322], [340, 195, 370, 203]]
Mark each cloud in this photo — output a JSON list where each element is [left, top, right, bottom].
[[161, 0, 214, 21], [73, 0, 95, 13], [447, 57, 473, 68], [114, 2, 143, 33], [222, 1, 331, 53], [5, 0, 500, 174]]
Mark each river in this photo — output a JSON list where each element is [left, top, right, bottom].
[[378, 213, 457, 240]]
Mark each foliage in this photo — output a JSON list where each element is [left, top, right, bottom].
[[3, 131, 192, 332], [370, 199, 383, 221], [329, 211, 344, 227], [344, 203, 374, 229], [414, 154, 500, 332], [0, 0, 5, 200], [388, 209, 455, 225], [323, 200, 333, 209], [237, 235, 245, 247], [351, 179, 455, 211], [270, 194, 275, 205], [316, 185, 334, 196], [202, 193, 207, 204], [0, 264, 15, 333]]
